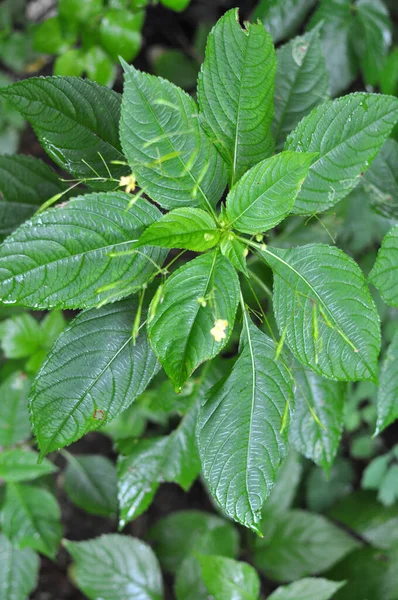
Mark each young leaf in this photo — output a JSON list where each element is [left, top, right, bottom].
[[197, 555, 260, 600], [198, 315, 294, 531], [261, 244, 381, 381], [1, 483, 62, 559], [375, 330, 398, 435], [286, 93, 398, 215], [273, 28, 329, 150], [0, 192, 165, 309], [0, 449, 57, 482], [120, 63, 227, 211], [0, 372, 31, 448], [30, 300, 159, 457], [197, 8, 276, 185], [64, 534, 163, 600], [0, 155, 66, 240], [369, 225, 398, 307], [63, 454, 118, 518], [268, 578, 346, 600], [252, 509, 360, 581], [362, 138, 398, 219], [1, 313, 42, 358], [220, 235, 248, 274], [253, 0, 316, 44], [225, 151, 315, 234], [0, 77, 126, 183], [290, 367, 345, 472], [148, 251, 239, 389], [149, 510, 239, 573], [0, 535, 39, 600], [136, 208, 220, 251]]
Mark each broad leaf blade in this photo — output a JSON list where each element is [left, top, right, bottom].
[[0, 192, 165, 309], [225, 151, 314, 234], [0, 535, 39, 600], [261, 244, 381, 381], [30, 300, 158, 457], [362, 138, 398, 219], [0, 449, 57, 482], [65, 534, 163, 600], [286, 93, 398, 215], [369, 225, 398, 307], [148, 251, 240, 389], [198, 316, 294, 531], [197, 8, 276, 185], [375, 330, 398, 435], [268, 578, 346, 600], [197, 555, 260, 600], [120, 64, 227, 210], [0, 372, 31, 447], [253, 0, 316, 44]]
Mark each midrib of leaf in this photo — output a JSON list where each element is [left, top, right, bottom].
[[10, 484, 52, 555], [130, 81, 216, 217], [87, 548, 156, 595], [231, 31, 250, 187], [301, 368, 328, 465], [38, 336, 132, 457]]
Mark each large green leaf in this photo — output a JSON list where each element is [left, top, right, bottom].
[[362, 138, 398, 219], [29, 300, 158, 457], [197, 9, 276, 185], [0, 155, 65, 240], [0, 535, 39, 600], [0, 449, 57, 482], [225, 151, 314, 234], [252, 509, 360, 582], [0, 372, 31, 448], [253, 0, 316, 43], [268, 578, 345, 600], [261, 244, 381, 381], [273, 28, 329, 150], [0, 192, 165, 309], [120, 63, 227, 211], [148, 251, 239, 389], [286, 93, 398, 215], [137, 208, 220, 251], [375, 330, 398, 435], [290, 367, 345, 472], [65, 534, 163, 600], [0, 77, 126, 183], [1, 483, 62, 559], [369, 225, 398, 307], [197, 555, 260, 600], [198, 314, 294, 531]]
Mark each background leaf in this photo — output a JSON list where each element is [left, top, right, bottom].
[[0, 372, 31, 448], [362, 138, 398, 219], [268, 578, 345, 600], [0, 449, 57, 482], [197, 555, 260, 600], [253, 0, 316, 44], [0, 534, 39, 600], [375, 329, 398, 435], [369, 225, 398, 307]]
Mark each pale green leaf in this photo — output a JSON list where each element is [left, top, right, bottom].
[[375, 330, 398, 435], [220, 235, 248, 274], [30, 300, 158, 457], [197, 555, 260, 600], [0, 372, 31, 448], [261, 244, 381, 381], [362, 138, 398, 219], [0, 534, 39, 600], [198, 315, 294, 531], [197, 8, 276, 185], [253, 0, 316, 43], [148, 251, 240, 389], [225, 151, 314, 234], [268, 578, 345, 600], [1, 313, 42, 358], [137, 208, 220, 251], [286, 93, 398, 215], [0, 449, 57, 482], [369, 225, 398, 307], [0, 192, 165, 310], [64, 534, 163, 600], [120, 63, 227, 211], [175, 556, 209, 600]]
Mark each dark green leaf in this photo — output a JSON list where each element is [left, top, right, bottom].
[[0, 449, 57, 482], [369, 225, 398, 307], [262, 450, 302, 516], [362, 139, 398, 219], [0, 534, 39, 600], [0, 372, 31, 448], [253, 0, 316, 43], [197, 555, 260, 600], [375, 330, 398, 434], [153, 49, 198, 90], [220, 235, 248, 274], [268, 578, 345, 600]]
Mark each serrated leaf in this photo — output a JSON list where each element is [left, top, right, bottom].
[[268, 578, 345, 600], [1, 483, 62, 559], [63, 453, 118, 517], [252, 509, 360, 582], [149, 510, 239, 574], [220, 235, 248, 274], [197, 9, 276, 185], [0, 155, 65, 240], [0, 534, 39, 600], [0, 192, 165, 310], [225, 151, 314, 234], [261, 244, 381, 381], [286, 93, 398, 215], [148, 251, 239, 389], [0, 77, 126, 184], [290, 367, 345, 472], [65, 534, 163, 600], [29, 300, 158, 457], [0, 372, 31, 448], [120, 64, 227, 211], [197, 555, 260, 600], [0, 449, 57, 482], [369, 225, 398, 307], [375, 330, 398, 435], [273, 28, 329, 150], [198, 314, 294, 531], [362, 139, 398, 219], [253, 0, 316, 44], [137, 208, 220, 251]]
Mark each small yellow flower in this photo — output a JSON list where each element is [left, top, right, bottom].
[[119, 174, 136, 194], [210, 319, 229, 342]]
